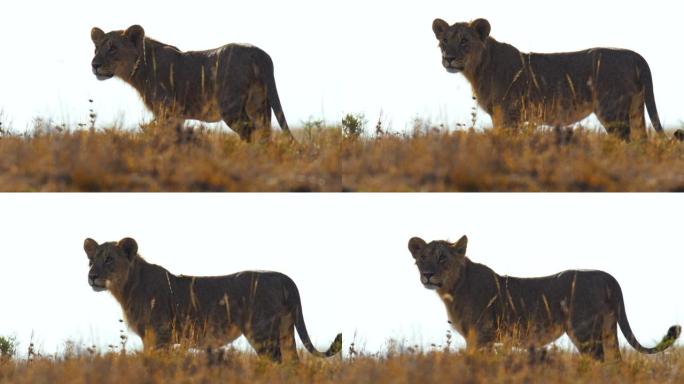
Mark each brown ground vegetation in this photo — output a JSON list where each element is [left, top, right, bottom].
[[0, 122, 340, 192], [1, 119, 683, 191], [342, 127, 684, 192], [1, 345, 681, 384]]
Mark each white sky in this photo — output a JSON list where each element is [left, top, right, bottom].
[[0, 194, 681, 356], [1, 1, 683, 131]]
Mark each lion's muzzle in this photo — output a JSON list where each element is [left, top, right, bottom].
[[88, 273, 107, 292], [442, 56, 464, 73], [91, 61, 113, 80], [421, 272, 442, 290]]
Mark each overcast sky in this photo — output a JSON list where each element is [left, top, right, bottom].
[[0, 194, 681, 356], [1, 1, 683, 132]]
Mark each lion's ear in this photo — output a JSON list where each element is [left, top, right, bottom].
[[432, 19, 449, 38], [124, 25, 145, 48], [91, 27, 105, 45], [451, 235, 468, 255], [470, 19, 491, 41], [84, 238, 99, 260], [117, 237, 138, 261], [408, 237, 427, 257]]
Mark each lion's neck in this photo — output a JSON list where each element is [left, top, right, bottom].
[[109, 256, 168, 313], [437, 258, 470, 297], [436, 258, 502, 312], [463, 38, 524, 113], [123, 38, 183, 112]]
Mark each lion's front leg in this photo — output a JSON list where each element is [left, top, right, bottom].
[[491, 104, 522, 130], [150, 113, 185, 130], [461, 324, 497, 353], [141, 326, 173, 351], [149, 99, 186, 130], [146, 111, 189, 142]]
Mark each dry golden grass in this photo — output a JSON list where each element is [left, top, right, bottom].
[[1, 346, 682, 384], [342, 127, 684, 192], [0, 122, 340, 192], [2, 118, 684, 191]]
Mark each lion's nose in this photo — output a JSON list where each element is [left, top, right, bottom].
[[422, 272, 434, 280], [91, 61, 102, 70], [88, 272, 99, 283]]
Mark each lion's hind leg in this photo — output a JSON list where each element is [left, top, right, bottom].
[[568, 315, 606, 361], [279, 312, 299, 363], [595, 95, 631, 141], [221, 111, 255, 142], [218, 83, 258, 142], [628, 91, 648, 140], [602, 314, 621, 362], [245, 319, 284, 363], [244, 82, 272, 143]]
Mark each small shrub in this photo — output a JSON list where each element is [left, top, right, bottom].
[[0, 335, 17, 359], [342, 113, 366, 139]]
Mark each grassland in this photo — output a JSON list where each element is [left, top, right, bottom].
[[1, 345, 681, 384], [1, 118, 683, 191], [0, 121, 340, 192], [342, 126, 684, 192]]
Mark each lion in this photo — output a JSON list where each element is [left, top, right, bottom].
[[90, 25, 294, 142], [432, 18, 664, 140], [408, 235, 681, 360], [84, 237, 342, 362]]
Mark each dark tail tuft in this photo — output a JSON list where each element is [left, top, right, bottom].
[[660, 325, 682, 348], [326, 333, 343, 357]]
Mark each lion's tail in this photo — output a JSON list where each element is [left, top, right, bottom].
[[636, 55, 664, 134], [264, 56, 294, 140], [616, 282, 681, 354], [288, 281, 342, 358]]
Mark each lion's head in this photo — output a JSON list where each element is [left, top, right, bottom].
[[84, 237, 139, 292], [408, 235, 468, 290], [90, 25, 146, 81], [432, 18, 491, 74]]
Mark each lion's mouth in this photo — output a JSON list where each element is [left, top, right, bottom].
[[442, 58, 465, 73], [423, 283, 443, 290], [93, 69, 114, 81], [89, 278, 108, 292], [421, 275, 443, 290]]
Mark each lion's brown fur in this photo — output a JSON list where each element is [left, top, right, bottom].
[[84, 237, 342, 362], [408, 235, 681, 360], [432, 18, 664, 140], [90, 25, 293, 142]]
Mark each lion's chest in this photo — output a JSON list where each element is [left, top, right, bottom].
[[440, 293, 467, 338]]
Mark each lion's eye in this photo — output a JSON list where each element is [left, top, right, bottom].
[[460, 38, 468, 46], [105, 256, 113, 265], [438, 254, 447, 263], [108, 46, 117, 54]]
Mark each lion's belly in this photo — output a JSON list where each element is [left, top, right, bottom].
[[518, 90, 594, 127], [182, 98, 223, 122], [511, 325, 565, 348], [542, 103, 594, 127]]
